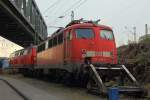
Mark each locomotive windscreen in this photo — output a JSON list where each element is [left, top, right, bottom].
[[75, 28, 94, 39], [100, 30, 114, 40]]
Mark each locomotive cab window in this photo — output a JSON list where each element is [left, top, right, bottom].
[[53, 37, 58, 46], [75, 28, 94, 39], [23, 50, 28, 55], [20, 50, 24, 55], [100, 30, 114, 40], [58, 33, 63, 44], [15, 52, 19, 56], [37, 43, 46, 52], [48, 39, 53, 48], [66, 30, 72, 40]]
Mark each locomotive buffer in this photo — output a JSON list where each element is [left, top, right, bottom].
[[86, 63, 147, 96]]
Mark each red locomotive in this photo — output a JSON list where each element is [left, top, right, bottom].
[[9, 46, 36, 73], [36, 20, 117, 72], [10, 20, 146, 95]]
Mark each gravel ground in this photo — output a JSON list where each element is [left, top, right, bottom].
[[4, 74, 104, 100], [2, 74, 149, 100]]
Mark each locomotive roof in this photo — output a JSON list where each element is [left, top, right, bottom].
[[65, 19, 112, 30], [11, 46, 36, 54], [39, 21, 112, 45], [67, 23, 112, 30], [47, 23, 111, 38]]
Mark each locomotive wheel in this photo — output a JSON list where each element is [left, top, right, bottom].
[[54, 69, 64, 83], [56, 70, 66, 83], [22, 69, 28, 77], [78, 71, 89, 87], [33, 69, 43, 78], [63, 72, 74, 86]]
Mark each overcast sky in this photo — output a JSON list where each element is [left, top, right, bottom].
[[35, 0, 150, 46]]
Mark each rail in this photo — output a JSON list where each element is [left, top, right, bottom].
[[0, 78, 30, 100]]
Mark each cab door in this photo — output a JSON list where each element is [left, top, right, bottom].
[[64, 29, 73, 64]]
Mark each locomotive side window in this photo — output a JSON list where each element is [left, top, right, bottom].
[[66, 30, 72, 40], [20, 50, 24, 55], [75, 28, 94, 39], [15, 52, 20, 56], [23, 50, 28, 55], [53, 36, 58, 46], [48, 39, 53, 48], [37, 43, 46, 52], [100, 30, 114, 40], [58, 33, 63, 44], [14, 53, 17, 57]]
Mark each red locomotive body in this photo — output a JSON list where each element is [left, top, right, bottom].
[[68, 24, 117, 64], [36, 21, 117, 73], [10, 47, 36, 70]]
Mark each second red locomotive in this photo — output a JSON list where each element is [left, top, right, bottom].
[[9, 46, 36, 74]]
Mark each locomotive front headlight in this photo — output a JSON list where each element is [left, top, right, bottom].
[[81, 49, 87, 58], [81, 49, 87, 54]]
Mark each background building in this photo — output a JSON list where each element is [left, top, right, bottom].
[[0, 36, 23, 57]]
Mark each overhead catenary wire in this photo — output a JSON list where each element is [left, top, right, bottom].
[[59, 0, 84, 17], [44, 0, 73, 23], [63, 0, 88, 17], [47, 0, 82, 21], [43, 0, 61, 14], [47, 0, 83, 25], [49, 0, 88, 25], [47, 0, 73, 19]]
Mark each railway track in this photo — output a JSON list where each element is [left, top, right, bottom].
[[144, 96, 150, 99], [0, 78, 30, 100]]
